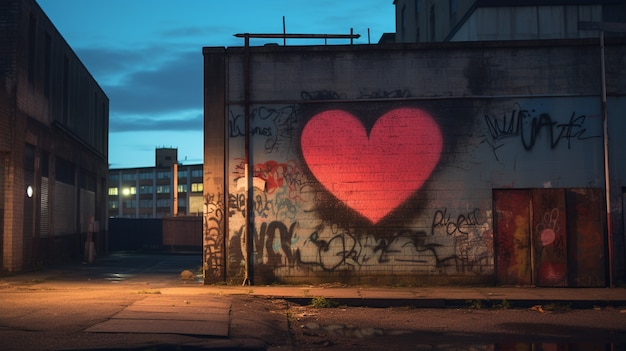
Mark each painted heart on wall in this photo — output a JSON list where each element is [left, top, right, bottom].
[[301, 108, 443, 224]]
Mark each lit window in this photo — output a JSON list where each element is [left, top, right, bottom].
[[108, 187, 118, 195], [178, 184, 188, 193], [122, 187, 136, 196], [191, 183, 203, 192], [157, 185, 170, 194]]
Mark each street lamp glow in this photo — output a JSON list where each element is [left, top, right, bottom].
[[26, 185, 33, 198]]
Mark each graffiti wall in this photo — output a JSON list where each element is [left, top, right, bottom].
[[222, 95, 604, 285], [203, 42, 624, 285]]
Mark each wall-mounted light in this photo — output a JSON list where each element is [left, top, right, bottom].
[[26, 185, 34, 198]]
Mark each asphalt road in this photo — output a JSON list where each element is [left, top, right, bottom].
[[0, 253, 625, 351]]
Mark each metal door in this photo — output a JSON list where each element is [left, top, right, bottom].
[[494, 188, 606, 287], [494, 189, 532, 285]]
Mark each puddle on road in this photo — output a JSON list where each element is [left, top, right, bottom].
[[300, 323, 625, 350], [302, 321, 411, 338], [103, 272, 133, 282]]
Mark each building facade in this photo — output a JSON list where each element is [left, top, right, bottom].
[[203, 37, 626, 287], [1, 0, 109, 272], [394, 0, 626, 43], [108, 149, 203, 219]]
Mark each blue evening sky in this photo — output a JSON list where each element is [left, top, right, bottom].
[[36, 0, 396, 169]]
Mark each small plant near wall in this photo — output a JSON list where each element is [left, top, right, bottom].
[[492, 299, 510, 309], [310, 296, 339, 308], [465, 299, 485, 309]]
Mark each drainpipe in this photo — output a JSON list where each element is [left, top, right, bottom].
[[598, 31, 614, 287], [173, 163, 178, 217], [243, 34, 253, 286], [578, 21, 626, 287]]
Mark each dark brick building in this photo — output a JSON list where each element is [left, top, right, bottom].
[[1, 0, 109, 272]]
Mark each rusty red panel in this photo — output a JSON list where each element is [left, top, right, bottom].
[[494, 189, 531, 286], [163, 216, 203, 247], [566, 188, 606, 287], [532, 189, 568, 287]]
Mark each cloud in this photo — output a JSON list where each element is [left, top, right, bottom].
[[76, 46, 203, 116], [110, 111, 203, 133]]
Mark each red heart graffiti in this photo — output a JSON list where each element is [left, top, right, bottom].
[[301, 108, 443, 223]]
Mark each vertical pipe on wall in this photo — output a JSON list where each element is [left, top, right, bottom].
[[600, 31, 614, 287], [173, 163, 178, 217], [243, 34, 253, 286]]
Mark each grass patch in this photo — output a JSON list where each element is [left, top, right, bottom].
[[310, 296, 339, 308], [465, 299, 485, 309], [492, 299, 510, 309], [466, 299, 513, 310]]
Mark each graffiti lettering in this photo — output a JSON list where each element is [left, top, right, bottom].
[[483, 104, 600, 160], [357, 88, 412, 99], [228, 105, 298, 154], [253, 160, 304, 196], [300, 90, 346, 100], [244, 216, 493, 275], [228, 193, 246, 217], [204, 192, 225, 282], [431, 208, 481, 236], [257, 221, 296, 267]]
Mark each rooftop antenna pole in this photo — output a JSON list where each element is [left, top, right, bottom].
[[350, 28, 354, 45], [282, 16, 286, 46], [368, 28, 371, 44]]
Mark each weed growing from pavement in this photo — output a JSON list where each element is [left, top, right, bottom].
[[492, 299, 510, 309], [310, 296, 340, 308], [466, 299, 485, 309], [466, 299, 511, 310]]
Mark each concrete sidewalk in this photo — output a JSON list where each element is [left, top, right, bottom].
[[1, 253, 625, 350], [1, 252, 625, 309], [211, 284, 626, 308]]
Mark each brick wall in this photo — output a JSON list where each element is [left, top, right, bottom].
[[204, 39, 626, 286], [1, 0, 109, 272]]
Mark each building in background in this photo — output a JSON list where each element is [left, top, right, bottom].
[[393, 0, 626, 43], [1, 0, 109, 272], [108, 148, 203, 219]]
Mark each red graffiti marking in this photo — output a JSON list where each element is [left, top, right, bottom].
[[301, 108, 443, 223], [253, 160, 304, 198]]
